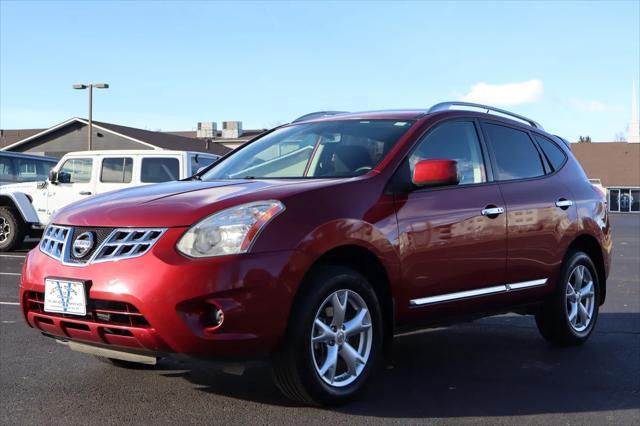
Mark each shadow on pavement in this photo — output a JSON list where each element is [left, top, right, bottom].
[[13, 238, 39, 253], [157, 312, 639, 418]]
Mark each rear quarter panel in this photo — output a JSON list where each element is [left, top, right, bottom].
[[561, 154, 612, 278]]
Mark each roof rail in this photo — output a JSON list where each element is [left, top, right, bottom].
[[428, 101, 543, 130], [291, 111, 349, 123]]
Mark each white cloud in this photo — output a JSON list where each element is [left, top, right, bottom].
[[461, 79, 543, 106], [567, 99, 611, 112]]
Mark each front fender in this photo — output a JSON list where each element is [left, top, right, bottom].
[[0, 191, 39, 223], [285, 218, 401, 294]]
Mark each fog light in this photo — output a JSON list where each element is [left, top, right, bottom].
[[212, 306, 224, 327], [202, 305, 224, 332]]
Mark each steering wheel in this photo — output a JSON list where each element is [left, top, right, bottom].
[[353, 166, 372, 174]]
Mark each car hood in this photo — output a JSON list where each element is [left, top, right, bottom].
[[52, 179, 308, 227], [0, 181, 42, 193]]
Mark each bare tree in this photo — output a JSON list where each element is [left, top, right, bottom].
[[578, 136, 592, 143], [614, 132, 627, 142]]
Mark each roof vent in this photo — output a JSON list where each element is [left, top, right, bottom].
[[197, 122, 217, 139], [222, 121, 243, 139]]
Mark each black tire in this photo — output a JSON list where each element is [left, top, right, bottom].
[[0, 207, 25, 252], [94, 356, 158, 369], [272, 265, 383, 406], [535, 250, 600, 346]]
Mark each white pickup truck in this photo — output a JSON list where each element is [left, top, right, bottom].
[[0, 149, 219, 251]]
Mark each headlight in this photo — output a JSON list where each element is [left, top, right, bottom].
[[176, 200, 285, 258]]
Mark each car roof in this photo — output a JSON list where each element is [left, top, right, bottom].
[[0, 151, 58, 161], [293, 110, 430, 123], [292, 103, 546, 133], [62, 150, 219, 157]]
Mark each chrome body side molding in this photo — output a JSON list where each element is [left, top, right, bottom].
[[409, 279, 548, 306]]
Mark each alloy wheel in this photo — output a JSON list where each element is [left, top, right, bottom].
[[0, 217, 10, 243], [566, 265, 595, 333], [310, 289, 373, 388]]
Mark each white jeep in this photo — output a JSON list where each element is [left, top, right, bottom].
[[0, 149, 219, 251]]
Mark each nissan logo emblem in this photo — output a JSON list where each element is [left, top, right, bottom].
[[72, 232, 95, 258]]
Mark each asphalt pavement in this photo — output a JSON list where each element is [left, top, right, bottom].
[[0, 216, 638, 425]]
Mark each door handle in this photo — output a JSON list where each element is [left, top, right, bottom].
[[481, 206, 505, 217], [555, 199, 573, 209], [79, 191, 92, 196]]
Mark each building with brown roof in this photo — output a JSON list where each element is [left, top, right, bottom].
[[571, 142, 640, 213], [0, 128, 45, 147]]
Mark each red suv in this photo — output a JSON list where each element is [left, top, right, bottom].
[[20, 102, 611, 405]]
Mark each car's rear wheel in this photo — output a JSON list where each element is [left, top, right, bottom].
[[535, 250, 600, 345], [272, 266, 383, 405], [0, 207, 25, 252]]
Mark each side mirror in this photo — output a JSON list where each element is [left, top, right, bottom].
[[412, 159, 459, 187], [57, 171, 71, 184], [48, 170, 58, 184]]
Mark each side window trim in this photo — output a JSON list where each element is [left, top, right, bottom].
[[479, 119, 547, 183], [390, 118, 493, 193], [526, 130, 552, 174], [472, 118, 496, 183]]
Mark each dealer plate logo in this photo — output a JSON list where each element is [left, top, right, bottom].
[[72, 232, 95, 258]]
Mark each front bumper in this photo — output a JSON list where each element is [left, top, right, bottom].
[[20, 227, 298, 359]]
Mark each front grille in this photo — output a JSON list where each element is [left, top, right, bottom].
[[40, 225, 71, 261], [92, 229, 165, 263], [25, 291, 150, 327], [39, 224, 166, 266]]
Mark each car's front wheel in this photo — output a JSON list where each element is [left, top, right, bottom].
[[273, 266, 383, 405], [0, 207, 25, 252]]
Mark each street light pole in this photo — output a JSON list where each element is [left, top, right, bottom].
[[73, 83, 109, 151], [88, 84, 93, 150]]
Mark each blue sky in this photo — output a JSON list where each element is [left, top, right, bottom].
[[1, 1, 638, 141]]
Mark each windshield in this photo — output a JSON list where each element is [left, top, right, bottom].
[[202, 119, 415, 180]]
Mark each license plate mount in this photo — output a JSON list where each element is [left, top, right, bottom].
[[43, 278, 87, 316]]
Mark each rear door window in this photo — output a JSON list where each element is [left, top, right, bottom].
[[141, 157, 179, 183], [483, 123, 545, 181], [101, 157, 133, 183]]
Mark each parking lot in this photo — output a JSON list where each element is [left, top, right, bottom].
[[0, 214, 637, 425]]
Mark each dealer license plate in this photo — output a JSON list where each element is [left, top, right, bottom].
[[44, 279, 87, 316]]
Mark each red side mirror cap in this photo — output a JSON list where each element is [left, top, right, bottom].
[[412, 159, 459, 187]]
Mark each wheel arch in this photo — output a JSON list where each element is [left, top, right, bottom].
[[0, 193, 38, 224], [566, 233, 607, 305], [288, 242, 397, 356]]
